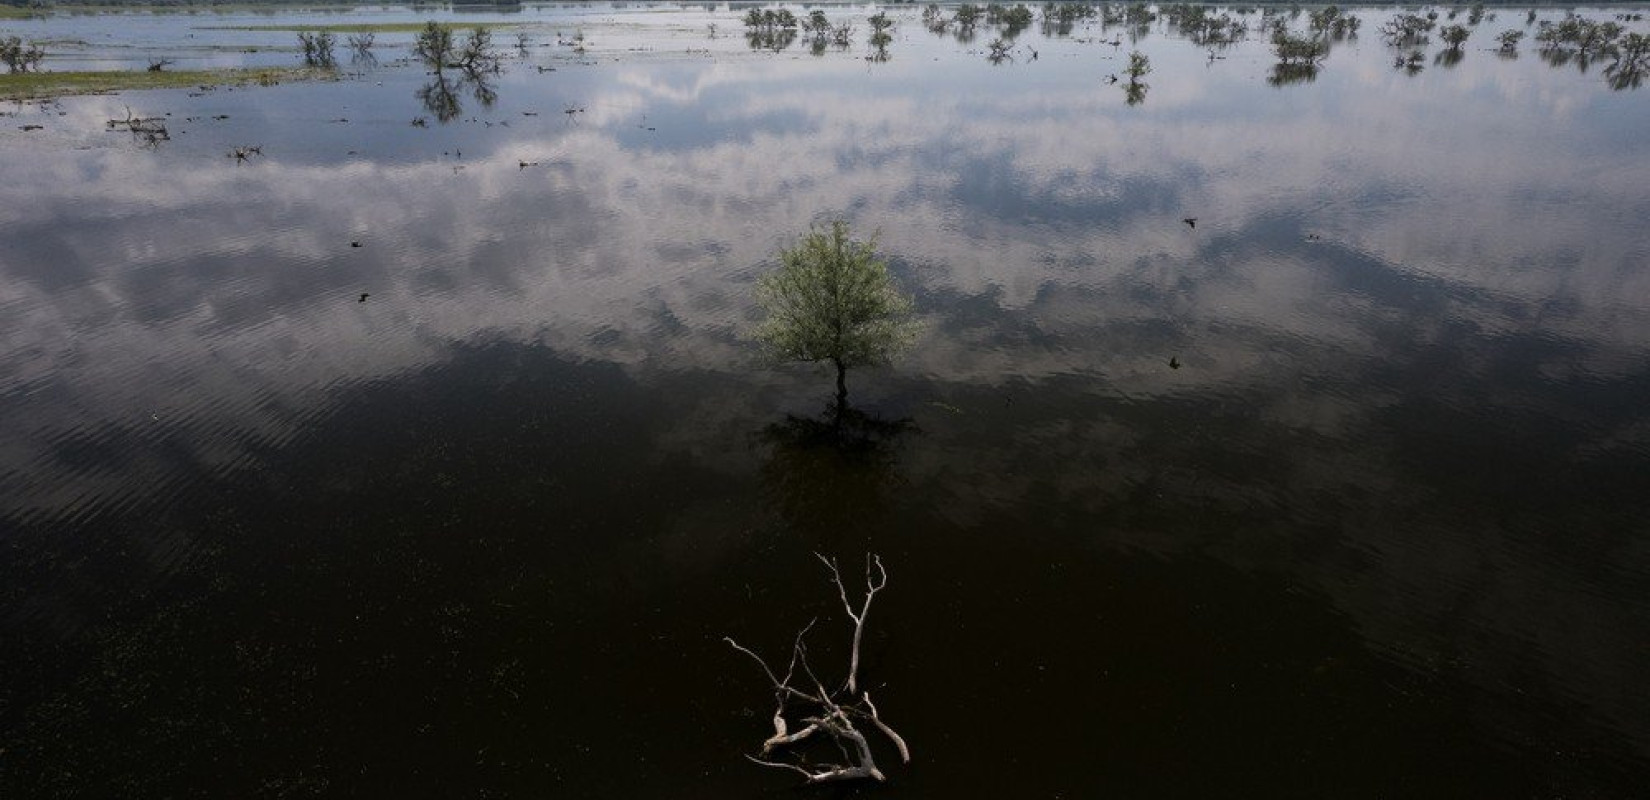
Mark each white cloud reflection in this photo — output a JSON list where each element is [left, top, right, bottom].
[[3, 12, 1648, 507]]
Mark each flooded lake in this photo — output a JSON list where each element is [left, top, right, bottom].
[[3, 3, 1649, 796]]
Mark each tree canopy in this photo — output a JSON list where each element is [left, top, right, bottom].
[[755, 221, 916, 401]]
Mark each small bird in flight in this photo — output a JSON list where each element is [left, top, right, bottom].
[[1169, 356, 1181, 369], [1183, 218, 1197, 229], [358, 293, 369, 303]]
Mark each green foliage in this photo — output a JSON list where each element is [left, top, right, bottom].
[[1120, 49, 1150, 104], [296, 30, 335, 67], [1269, 62, 1319, 86], [755, 221, 916, 392], [1041, 2, 1097, 36], [1307, 5, 1339, 33], [1166, 4, 1247, 46], [1395, 48, 1426, 74], [1496, 29, 1524, 52], [202, 22, 527, 34], [1379, 13, 1434, 47], [1, 36, 39, 72], [987, 3, 1034, 35], [869, 11, 894, 48], [743, 8, 798, 33], [832, 21, 853, 48], [1125, 49, 1150, 81], [923, 3, 948, 33], [1, 66, 320, 101], [1, 35, 45, 73], [1123, 79, 1148, 106], [413, 22, 496, 75], [1271, 30, 1327, 66], [1439, 24, 1470, 52], [1607, 31, 1650, 88], [1617, 31, 1650, 65], [1305, 5, 1360, 39], [1534, 17, 1623, 58], [457, 26, 500, 74], [1123, 2, 1157, 25], [413, 20, 454, 69]]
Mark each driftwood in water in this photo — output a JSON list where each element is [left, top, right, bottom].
[[724, 553, 910, 784], [107, 106, 169, 144]]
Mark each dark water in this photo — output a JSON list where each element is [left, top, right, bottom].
[[3, 4, 1650, 797]]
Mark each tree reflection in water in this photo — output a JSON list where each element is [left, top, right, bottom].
[[1269, 62, 1319, 86], [416, 72, 497, 124], [758, 401, 916, 538]]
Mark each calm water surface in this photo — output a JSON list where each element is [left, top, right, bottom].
[[3, 4, 1649, 797]]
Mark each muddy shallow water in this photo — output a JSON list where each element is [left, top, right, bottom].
[[3, 4, 1650, 797]]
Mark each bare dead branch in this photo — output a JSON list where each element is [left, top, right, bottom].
[[815, 551, 886, 694], [761, 722, 819, 754], [723, 636, 780, 688], [105, 106, 170, 144], [744, 754, 815, 779], [727, 554, 905, 785], [862, 691, 910, 763], [780, 617, 817, 688], [803, 764, 882, 783], [801, 715, 885, 783]]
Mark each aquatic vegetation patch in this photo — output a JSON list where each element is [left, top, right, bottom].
[[197, 21, 527, 34], [0, 65, 331, 100]]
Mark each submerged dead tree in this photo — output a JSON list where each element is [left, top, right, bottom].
[[107, 106, 169, 145], [724, 554, 910, 784]]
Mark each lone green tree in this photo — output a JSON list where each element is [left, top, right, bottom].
[[756, 221, 916, 405], [413, 21, 452, 67], [415, 21, 502, 74], [1, 36, 45, 73]]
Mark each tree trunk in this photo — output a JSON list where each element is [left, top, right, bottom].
[[834, 358, 848, 408]]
